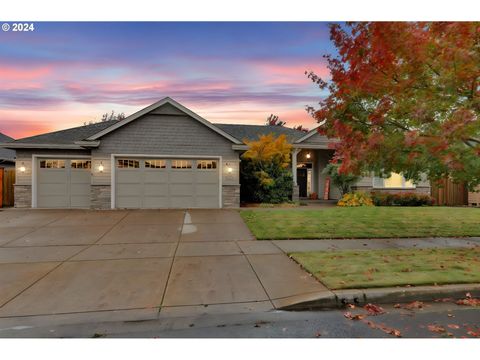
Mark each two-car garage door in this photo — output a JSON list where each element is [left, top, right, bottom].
[[115, 158, 220, 209]]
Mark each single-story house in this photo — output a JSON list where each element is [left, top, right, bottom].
[[0, 97, 430, 209], [0, 132, 15, 169]]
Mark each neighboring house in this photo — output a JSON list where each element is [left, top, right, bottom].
[[0, 97, 430, 209], [0, 132, 15, 169]]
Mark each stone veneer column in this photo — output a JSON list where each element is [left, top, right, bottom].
[[222, 185, 240, 208], [14, 185, 32, 208], [90, 185, 111, 209]]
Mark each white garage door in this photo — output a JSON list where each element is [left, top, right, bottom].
[[37, 159, 91, 208], [115, 158, 220, 209]]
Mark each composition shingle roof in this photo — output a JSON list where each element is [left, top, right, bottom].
[[0, 132, 15, 161], [214, 124, 306, 143], [10, 121, 118, 145]]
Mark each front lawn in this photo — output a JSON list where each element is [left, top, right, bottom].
[[290, 248, 480, 289], [240, 207, 480, 239]]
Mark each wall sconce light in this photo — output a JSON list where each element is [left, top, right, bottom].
[[19, 162, 26, 173], [306, 153, 311, 159], [98, 162, 104, 173], [226, 163, 233, 173]]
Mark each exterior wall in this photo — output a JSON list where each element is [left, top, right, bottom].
[[90, 185, 111, 209], [353, 174, 431, 195], [468, 186, 480, 206], [222, 185, 240, 208], [353, 185, 431, 195], [14, 184, 31, 208]]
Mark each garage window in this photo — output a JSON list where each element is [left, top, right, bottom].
[[117, 159, 140, 169], [171, 160, 192, 169], [197, 160, 217, 169], [145, 159, 166, 169], [71, 160, 91, 169], [40, 159, 66, 169]]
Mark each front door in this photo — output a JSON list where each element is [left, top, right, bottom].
[[297, 168, 307, 197]]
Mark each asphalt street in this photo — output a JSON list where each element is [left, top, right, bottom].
[[1, 302, 479, 338]]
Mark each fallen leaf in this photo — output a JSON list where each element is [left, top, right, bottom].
[[344, 312, 366, 320], [346, 303, 356, 309], [394, 304, 402, 308], [428, 324, 446, 333], [362, 319, 401, 337], [467, 330, 480, 337], [315, 332, 321, 337], [456, 297, 480, 306], [404, 301, 424, 310], [364, 303, 386, 315], [447, 324, 460, 329]]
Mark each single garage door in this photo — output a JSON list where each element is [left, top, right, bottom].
[[115, 158, 220, 209], [37, 158, 91, 208]]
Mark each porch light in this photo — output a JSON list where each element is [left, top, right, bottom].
[[226, 163, 233, 173], [19, 162, 26, 173], [98, 162, 104, 173], [306, 153, 311, 159]]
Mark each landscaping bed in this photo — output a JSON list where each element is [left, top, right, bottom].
[[240, 207, 480, 239], [290, 248, 480, 290]]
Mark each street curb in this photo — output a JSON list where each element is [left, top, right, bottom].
[[277, 283, 480, 310]]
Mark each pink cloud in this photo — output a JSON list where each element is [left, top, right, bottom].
[[0, 64, 52, 81]]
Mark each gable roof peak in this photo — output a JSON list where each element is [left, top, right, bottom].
[[86, 97, 242, 144]]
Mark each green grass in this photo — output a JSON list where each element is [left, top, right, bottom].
[[290, 248, 480, 289], [240, 207, 480, 239]]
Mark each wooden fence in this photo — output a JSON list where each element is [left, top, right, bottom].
[[430, 178, 468, 206], [0, 168, 15, 208]]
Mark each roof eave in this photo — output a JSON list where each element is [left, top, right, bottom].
[[0, 142, 85, 150], [74, 140, 100, 148]]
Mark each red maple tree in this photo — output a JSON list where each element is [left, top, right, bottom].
[[307, 22, 480, 188]]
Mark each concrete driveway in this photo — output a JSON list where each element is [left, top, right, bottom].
[[0, 209, 329, 327]]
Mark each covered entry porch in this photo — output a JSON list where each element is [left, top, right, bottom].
[[291, 148, 342, 201]]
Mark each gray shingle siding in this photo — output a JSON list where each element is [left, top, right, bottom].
[[94, 114, 239, 159]]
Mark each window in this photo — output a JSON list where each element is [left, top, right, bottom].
[[197, 160, 217, 169], [117, 159, 140, 169], [71, 160, 91, 169], [171, 160, 192, 169], [373, 172, 415, 189], [40, 159, 65, 169], [145, 159, 166, 169]]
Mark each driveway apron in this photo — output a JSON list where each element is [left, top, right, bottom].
[[0, 209, 328, 322]]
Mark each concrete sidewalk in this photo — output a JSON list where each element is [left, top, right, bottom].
[[271, 237, 480, 253]]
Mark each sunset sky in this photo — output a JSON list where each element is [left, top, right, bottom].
[[0, 22, 334, 139]]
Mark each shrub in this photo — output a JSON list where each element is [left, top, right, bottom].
[[337, 192, 374, 207], [240, 134, 293, 204], [370, 192, 434, 206]]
